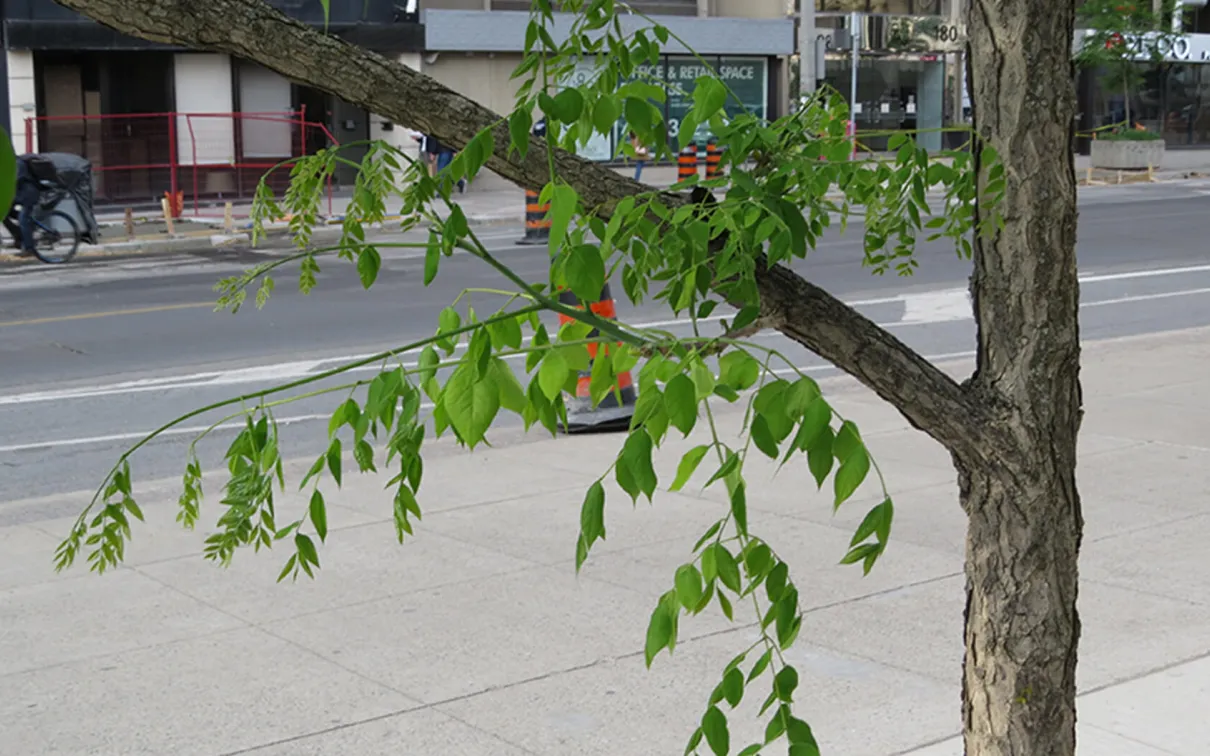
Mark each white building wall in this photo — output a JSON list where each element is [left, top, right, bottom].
[[238, 62, 294, 158], [7, 51, 35, 155], [369, 53, 424, 165], [173, 53, 235, 165]]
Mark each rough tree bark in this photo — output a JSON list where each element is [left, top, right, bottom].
[[964, 1, 1083, 754], [57, 0, 1085, 752]]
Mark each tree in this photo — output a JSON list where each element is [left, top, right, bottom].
[[1075, 0, 1182, 127], [51, 0, 1084, 753]]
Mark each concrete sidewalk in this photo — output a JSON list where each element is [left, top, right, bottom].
[[1, 329, 1208, 755]]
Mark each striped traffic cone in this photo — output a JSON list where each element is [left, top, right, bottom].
[[705, 138, 723, 180], [516, 189, 551, 245], [556, 284, 636, 433], [677, 143, 699, 183]]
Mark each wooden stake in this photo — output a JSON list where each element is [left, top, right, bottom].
[[124, 208, 134, 240], [1085, 164, 1093, 185], [1147, 163, 1155, 182], [161, 197, 176, 236], [223, 202, 234, 233]]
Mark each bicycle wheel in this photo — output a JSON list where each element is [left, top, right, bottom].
[[32, 210, 82, 264]]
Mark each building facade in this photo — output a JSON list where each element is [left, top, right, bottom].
[[2, 0, 424, 201], [3, 0, 794, 204], [812, 0, 966, 152], [1076, 0, 1210, 150], [419, 0, 796, 160]]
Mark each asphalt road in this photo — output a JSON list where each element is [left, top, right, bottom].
[[2, 180, 1210, 510]]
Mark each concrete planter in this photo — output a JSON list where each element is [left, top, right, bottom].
[[1090, 139, 1165, 171]]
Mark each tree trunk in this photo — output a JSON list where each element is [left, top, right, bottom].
[[957, 460, 1082, 755], [965, 0, 1084, 753]]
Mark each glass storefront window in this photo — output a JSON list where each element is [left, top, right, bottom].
[[821, 55, 947, 151], [1086, 61, 1210, 147]]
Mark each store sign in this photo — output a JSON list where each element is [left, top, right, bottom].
[[558, 57, 769, 161], [1074, 30, 1210, 62], [665, 57, 769, 145]]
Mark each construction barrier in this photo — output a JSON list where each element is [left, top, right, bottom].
[[516, 189, 552, 246], [705, 138, 723, 180], [677, 143, 699, 183], [556, 283, 636, 433]]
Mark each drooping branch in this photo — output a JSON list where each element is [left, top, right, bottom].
[[56, 0, 995, 461]]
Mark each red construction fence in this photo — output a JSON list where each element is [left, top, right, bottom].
[[25, 109, 338, 217]]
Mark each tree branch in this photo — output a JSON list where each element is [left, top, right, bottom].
[[57, 0, 993, 459]]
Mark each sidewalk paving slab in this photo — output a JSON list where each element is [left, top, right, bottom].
[[2, 327, 1209, 754]]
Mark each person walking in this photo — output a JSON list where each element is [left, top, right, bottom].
[[629, 131, 649, 182]]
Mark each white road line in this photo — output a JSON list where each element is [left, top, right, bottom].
[[2, 262, 1208, 408], [1080, 263, 1210, 283], [1081, 286, 1210, 308], [2, 352, 986, 453], [0, 412, 330, 454]]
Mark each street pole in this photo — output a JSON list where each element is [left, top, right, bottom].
[[797, 0, 816, 101], [849, 10, 860, 154]]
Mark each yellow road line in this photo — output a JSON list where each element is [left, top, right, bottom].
[[0, 301, 215, 328]]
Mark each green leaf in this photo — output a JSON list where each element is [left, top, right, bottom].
[[550, 88, 585, 123], [774, 665, 799, 701], [671, 445, 710, 491], [664, 374, 698, 436], [730, 481, 748, 536], [750, 415, 779, 459], [718, 351, 761, 391], [620, 429, 658, 501], [675, 564, 704, 610], [0, 126, 17, 220], [326, 438, 343, 487], [705, 451, 740, 489], [701, 705, 730, 756], [577, 481, 607, 568], [834, 446, 870, 507], [624, 96, 652, 133], [737, 746, 763, 756], [295, 533, 320, 569], [677, 112, 700, 151], [840, 542, 882, 574], [489, 358, 527, 414], [851, 497, 894, 546], [692, 77, 727, 122], [713, 543, 741, 593], [443, 365, 501, 448], [538, 350, 570, 401], [748, 649, 772, 683], [548, 182, 577, 257], [717, 590, 734, 620], [357, 247, 381, 289], [509, 108, 533, 159], [309, 489, 328, 542], [765, 561, 789, 602], [787, 719, 820, 751], [807, 426, 834, 489], [424, 237, 440, 285], [593, 95, 620, 135], [723, 667, 745, 708], [564, 245, 605, 303], [685, 728, 704, 756], [644, 601, 674, 667], [790, 740, 822, 756], [833, 420, 863, 462]]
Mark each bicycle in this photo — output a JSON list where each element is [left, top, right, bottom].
[[25, 181, 83, 264]]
